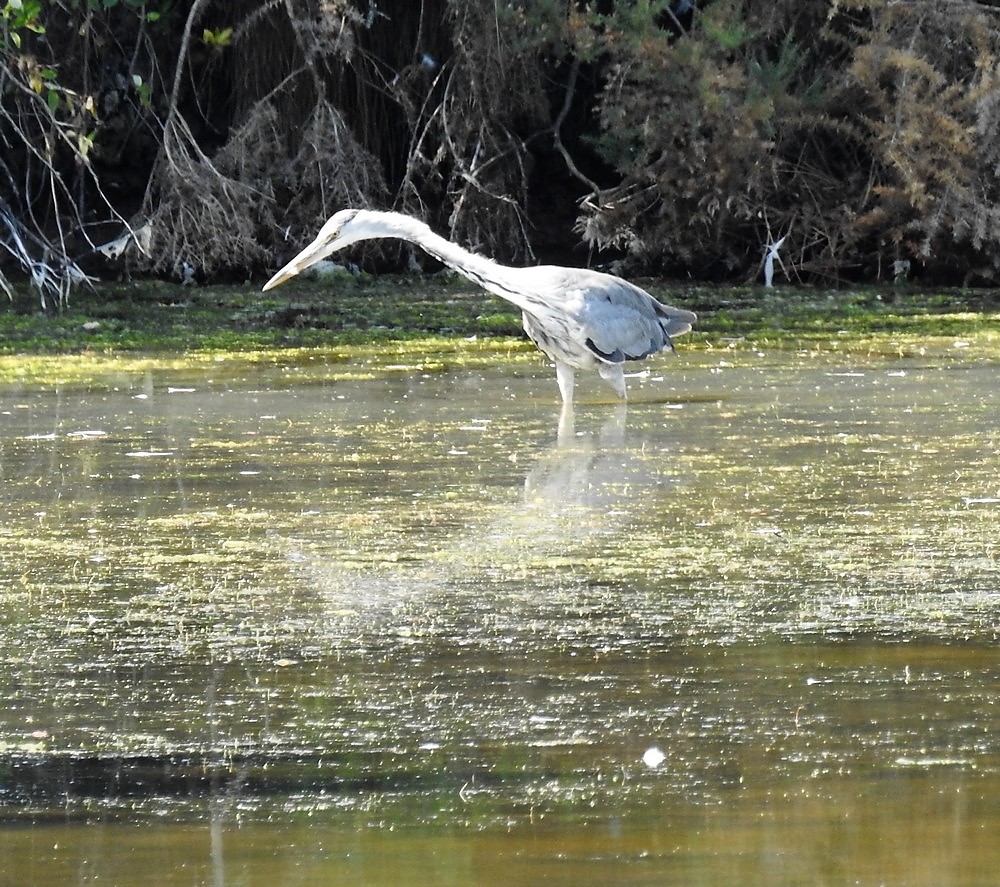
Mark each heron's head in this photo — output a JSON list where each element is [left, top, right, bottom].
[[262, 208, 376, 291]]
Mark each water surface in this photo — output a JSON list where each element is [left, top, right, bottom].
[[1, 344, 998, 885]]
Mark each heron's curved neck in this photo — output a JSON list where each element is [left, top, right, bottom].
[[379, 214, 529, 311]]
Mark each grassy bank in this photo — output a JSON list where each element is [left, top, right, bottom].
[[1, 275, 998, 367]]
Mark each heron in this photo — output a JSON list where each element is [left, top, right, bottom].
[[262, 209, 696, 404]]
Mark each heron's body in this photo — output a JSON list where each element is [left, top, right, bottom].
[[262, 209, 695, 403]]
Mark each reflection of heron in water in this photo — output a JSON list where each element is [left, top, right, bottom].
[[524, 404, 629, 518], [304, 405, 677, 625], [263, 209, 696, 404]]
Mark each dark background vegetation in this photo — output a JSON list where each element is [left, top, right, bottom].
[[5, 0, 1000, 306]]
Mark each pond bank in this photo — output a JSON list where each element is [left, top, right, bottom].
[[1, 279, 998, 386]]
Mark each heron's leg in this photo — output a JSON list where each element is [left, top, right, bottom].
[[555, 361, 575, 404], [557, 402, 575, 444], [597, 362, 627, 400]]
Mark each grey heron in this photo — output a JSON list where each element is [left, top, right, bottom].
[[262, 209, 696, 404]]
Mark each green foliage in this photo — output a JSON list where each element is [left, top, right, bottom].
[[1, 0, 173, 303], [2, 0, 45, 37], [837, 1, 1000, 281], [201, 26, 231, 47], [576, 0, 804, 271], [574, 0, 1000, 283]]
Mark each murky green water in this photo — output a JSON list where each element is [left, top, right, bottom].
[[1, 342, 998, 885]]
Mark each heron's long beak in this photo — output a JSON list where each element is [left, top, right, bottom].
[[261, 235, 332, 292]]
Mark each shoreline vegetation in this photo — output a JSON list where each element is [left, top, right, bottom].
[[1, 279, 997, 388], [9, 3, 1000, 299]]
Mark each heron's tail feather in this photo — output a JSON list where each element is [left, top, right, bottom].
[[655, 303, 697, 338]]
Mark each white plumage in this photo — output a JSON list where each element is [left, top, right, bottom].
[[263, 209, 696, 404]]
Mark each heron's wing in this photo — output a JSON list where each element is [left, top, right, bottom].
[[525, 268, 695, 363]]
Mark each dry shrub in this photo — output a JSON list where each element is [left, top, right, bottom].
[[269, 100, 386, 251], [136, 0, 385, 278], [140, 112, 269, 279], [390, 1, 561, 262], [139, 97, 384, 278]]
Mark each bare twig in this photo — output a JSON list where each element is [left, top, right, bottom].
[[551, 56, 602, 200]]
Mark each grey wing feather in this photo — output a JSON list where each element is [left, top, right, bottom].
[[569, 270, 695, 362], [509, 266, 695, 367]]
